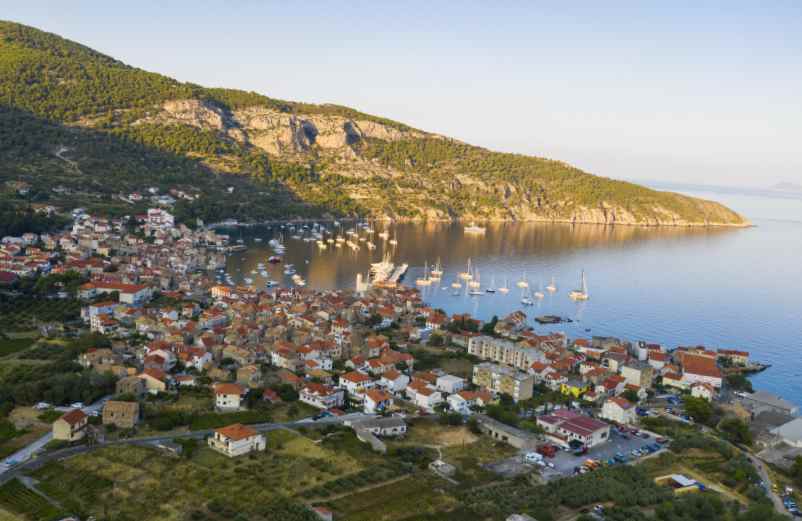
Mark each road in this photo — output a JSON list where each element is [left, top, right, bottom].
[[0, 396, 111, 473], [0, 411, 370, 485], [750, 455, 786, 514]]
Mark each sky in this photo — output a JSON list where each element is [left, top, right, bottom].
[[3, 1, 802, 188]]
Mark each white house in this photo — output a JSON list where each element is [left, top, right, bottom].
[[600, 397, 637, 425], [339, 371, 375, 395], [363, 389, 393, 414], [215, 383, 246, 411], [436, 374, 466, 394], [690, 382, 717, 402], [379, 369, 409, 394], [300, 384, 345, 410], [208, 423, 266, 457], [413, 386, 443, 413]]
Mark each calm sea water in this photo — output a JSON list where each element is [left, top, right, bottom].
[[227, 186, 802, 405]]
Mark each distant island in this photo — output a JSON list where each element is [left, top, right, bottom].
[[771, 182, 802, 193], [0, 20, 748, 228]]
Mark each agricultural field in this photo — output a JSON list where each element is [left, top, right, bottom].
[[0, 337, 36, 358], [26, 430, 376, 521], [0, 479, 65, 521], [321, 473, 459, 521], [0, 298, 80, 333]]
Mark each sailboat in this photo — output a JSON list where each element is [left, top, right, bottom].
[[416, 261, 432, 286], [468, 268, 481, 289], [450, 279, 462, 289], [485, 274, 497, 293], [458, 258, 474, 280], [569, 270, 589, 301], [546, 276, 557, 293], [534, 283, 545, 299], [498, 278, 510, 294], [520, 287, 534, 306], [516, 272, 529, 289], [430, 258, 443, 280], [389, 231, 398, 246]]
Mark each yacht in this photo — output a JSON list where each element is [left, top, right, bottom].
[[546, 276, 557, 293], [569, 270, 589, 300], [464, 222, 486, 234]]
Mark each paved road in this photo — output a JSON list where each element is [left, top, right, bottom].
[[750, 455, 786, 514], [0, 396, 111, 473], [0, 412, 371, 485]]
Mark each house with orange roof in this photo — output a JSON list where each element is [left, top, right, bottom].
[[208, 423, 265, 457], [363, 389, 393, 414], [214, 382, 247, 411], [52, 409, 88, 442]]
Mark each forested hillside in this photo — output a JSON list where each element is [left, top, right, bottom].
[[0, 20, 748, 226]]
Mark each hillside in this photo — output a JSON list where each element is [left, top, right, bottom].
[[0, 21, 748, 226]]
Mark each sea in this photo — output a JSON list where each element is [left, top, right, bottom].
[[225, 184, 802, 405]]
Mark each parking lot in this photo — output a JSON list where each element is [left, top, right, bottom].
[[540, 428, 665, 479]]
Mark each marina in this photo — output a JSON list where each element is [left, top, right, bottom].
[[221, 191, 802, 407]]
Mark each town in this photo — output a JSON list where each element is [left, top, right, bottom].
[[0, 208, 800, 521]]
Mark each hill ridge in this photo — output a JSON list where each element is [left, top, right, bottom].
[[0, 20, 749, 227]]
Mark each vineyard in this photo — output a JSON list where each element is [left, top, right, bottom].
[[0, 297, 80, 333], [0, 479, 65, 521]]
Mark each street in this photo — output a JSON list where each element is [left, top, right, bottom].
[[0, 411, 370, 485], [0, 396, 110, 473]]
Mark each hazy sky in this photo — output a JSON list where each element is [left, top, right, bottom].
[[4, 1, 802, 188]]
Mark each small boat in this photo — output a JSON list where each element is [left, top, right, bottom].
[[469, 289, 483, 296], [244, 277, 253, 284], [464, 221, 486, 234], [569, 270, 589, 300], [451, 280, 462, 289], [521, 288, 534, 306], [546, 276, 557, 293], [254, 237, 263, 242], [486, 274, 496, 293], [378, 230, 390, 240], [388, 232, 398, 246], [268, 256, 282, 264], [534, 285, 545, 299], [265, 280, 279, 288], [516, 272, 529, 289]]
